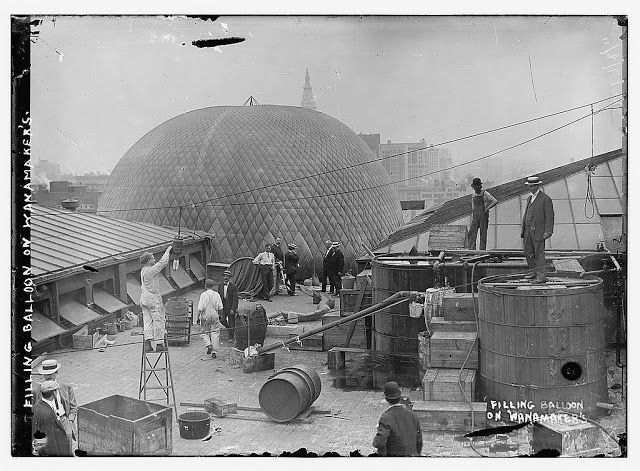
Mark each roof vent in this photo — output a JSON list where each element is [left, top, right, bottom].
[[61, 198, 79, 211]]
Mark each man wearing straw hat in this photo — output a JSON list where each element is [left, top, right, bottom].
[[139, 245, 172, 353], [33, 359, 77, 451], [373, 381, 423, 456], [32, 380, 74, 456], [521, 176, 554, 283]]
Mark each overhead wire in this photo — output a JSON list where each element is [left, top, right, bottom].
[[28, 95, 624, 221]]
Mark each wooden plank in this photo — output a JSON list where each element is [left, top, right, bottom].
[[430, 317, 477, 333], [412, 400, 486, 431]]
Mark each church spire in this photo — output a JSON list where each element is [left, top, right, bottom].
[[300, 68, 317, 110]]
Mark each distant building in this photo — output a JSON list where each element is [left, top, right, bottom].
[[379, 139, 456, 205], [33, 180, 102, 213], [300, 68, 317, 110], [358, 133, 380, 159], [74, 172, 110, 192]]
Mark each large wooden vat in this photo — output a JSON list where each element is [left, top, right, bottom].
[[477, 275, 609, 418], [371, 256, 465, 356]]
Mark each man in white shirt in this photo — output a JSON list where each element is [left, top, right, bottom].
[[139, 245, 172, 352], [197, 279, 224, 359], [253, 244, 275, 302]]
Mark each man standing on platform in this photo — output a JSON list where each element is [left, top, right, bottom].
[[218, 270, 239, 343], [467, 177, 498, 250], [373, 381, 423, 456], [521, 176, 554, 283], [253, 244, 275, 302], [198, 279, 224, 359], [139, 245, 172, 353]]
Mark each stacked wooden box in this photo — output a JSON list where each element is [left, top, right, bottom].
[[339, 288, 372, 316], [414, 291, 485, 431], [321, 313, 367, 349]]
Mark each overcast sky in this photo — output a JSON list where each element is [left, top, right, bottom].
[[30, 15, 623, 176]]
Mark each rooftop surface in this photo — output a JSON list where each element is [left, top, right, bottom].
[[30, 205, 207, 277], [36, 287, 626, 457]]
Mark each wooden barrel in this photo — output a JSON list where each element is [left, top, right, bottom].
[[477, 275, 609, 418], [371, 257, 467, 356], [259, 364, 321, 422]]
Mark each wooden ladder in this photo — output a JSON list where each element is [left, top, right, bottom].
[[138, 340, 178, 420]]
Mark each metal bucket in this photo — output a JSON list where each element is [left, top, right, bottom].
[[178, 411, 210, 440], [259, 364, 321, 422], [341, 275, 355, 289]]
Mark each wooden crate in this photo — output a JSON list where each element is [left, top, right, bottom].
[[412, 400, 486, 431], [425, 331, 478, 369], [423, 368, 476, 402], [532, 419, 603, 457], [266, 324, 303, 338], [322, 314, 366, 349], [204, 397, 238, 417], [242, 353, 276, 373], [430, 317, 477, 333], [166, 314, 191, 346], [228, 347, 244, 366], [78, 395, 172, 455], [288, 333, 324, 351], [73, 331, 101, 350], [339, 288, 372, 316], [442, 293, 479, 321]]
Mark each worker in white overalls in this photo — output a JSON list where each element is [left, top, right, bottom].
[[139, 246, 172, 353]]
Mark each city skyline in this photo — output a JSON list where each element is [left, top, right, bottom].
[[30, 16, 623, 177]]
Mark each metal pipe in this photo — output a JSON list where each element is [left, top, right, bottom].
[[256, 290, 418, 355]]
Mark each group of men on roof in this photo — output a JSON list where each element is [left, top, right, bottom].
[[468, 175, 554, 284]]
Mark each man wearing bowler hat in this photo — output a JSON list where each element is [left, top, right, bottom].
[[33, 360, 77, 453], [521, 175, 554, 283], [373, 381, 423, 456], [218, 270, 239, 343], [467, 177, 498, 250]]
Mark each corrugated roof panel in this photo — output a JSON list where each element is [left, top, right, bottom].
[[32, 311, 67, 343], [31, 206, 197, 276], [93, 288, 129, 314], [59, 297, 103, 326], [126, 274, 142, 305], [189, 255, 205, 280]]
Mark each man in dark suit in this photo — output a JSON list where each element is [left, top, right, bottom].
[[32, 380, 74, 456], [320, 240, 333, 292], [32, 359, 77, 450], [373, 381, 423, 456], [218, 270, 239, 343], [331, 241, 345, 296], [521, 176, 555, 283]]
